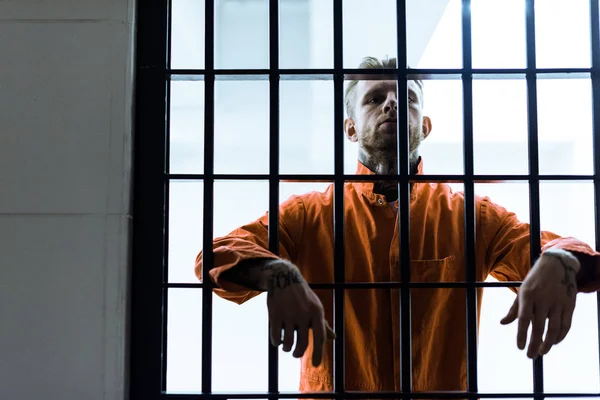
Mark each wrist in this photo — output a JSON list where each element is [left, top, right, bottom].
[[542, 248, 581, 273]]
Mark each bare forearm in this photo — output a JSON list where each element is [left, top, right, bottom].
[[220, 258, 304, 294]]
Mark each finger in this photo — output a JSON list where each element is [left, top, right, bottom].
[[556, 308, 574, 344], [527, 308, 548, 359], [501, 298, 519, 325], [325, 320, 336, 340], [517, 298, 533, 350], [540, 308, 561, 355], [311, 317, 326, 367], [293, 325, 309, 359], [282, 322, 295, 353], [270, 319, 283, 347]]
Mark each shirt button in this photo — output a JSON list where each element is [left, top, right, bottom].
[[377, 198, 384, 205]]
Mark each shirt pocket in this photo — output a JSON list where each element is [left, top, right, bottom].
[[411, 255, 458, 282]]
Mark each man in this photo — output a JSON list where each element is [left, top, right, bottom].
[[195, 57, 600, 393]]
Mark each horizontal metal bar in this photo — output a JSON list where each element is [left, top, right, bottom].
[[169, 67, 596, 78], [166, 281, 522, 289], [167, 173, 595, 182], [162, 391, 600, 399], [170, 71, 593, 82]]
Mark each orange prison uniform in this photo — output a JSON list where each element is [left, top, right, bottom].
[[195, 159, 600, 393]]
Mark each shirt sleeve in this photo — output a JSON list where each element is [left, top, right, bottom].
[[481, 197, 600, 293], [194, 195, 305, 304]]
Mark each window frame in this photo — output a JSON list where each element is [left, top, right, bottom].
[[130, 0, 600, 399]]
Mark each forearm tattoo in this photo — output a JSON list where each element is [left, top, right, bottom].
[[543, 252, 578, 297], [220, 259, 303, 295]]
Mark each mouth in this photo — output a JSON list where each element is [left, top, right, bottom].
[[381, 119, 397, 125]]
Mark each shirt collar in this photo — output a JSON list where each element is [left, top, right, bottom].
[[353, 157, 425, 202]]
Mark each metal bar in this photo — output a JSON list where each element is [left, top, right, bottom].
[[168, 173, 596, 182], [589, 0, 600, 388], [168, 67, 595, 77], [267, 0, 280, 397], [395, 0, 412, 396], [166, 281, 526, 290], [128, 0, 168, 397], [461, 0, 478, 396], [161, 0, 173, 382], [161, 391, 600, 399], [201, 0, 215, 394], [524, 0, 544, 397], [333, 0, 345, 397]]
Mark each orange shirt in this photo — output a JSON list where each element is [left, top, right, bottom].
[[195, 160, 600, 393]]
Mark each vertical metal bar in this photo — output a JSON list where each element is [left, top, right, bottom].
[[268, 0, 281, 397], [461, 0, 478, 397], [333, 0, 345, 397], [525, 1, 544, 398], [395, 0, 412, 396], [161, 0, 173, 386], [129, 0, 168, 397], [202, 0, 215, 394], [589, 0, 600, 386]]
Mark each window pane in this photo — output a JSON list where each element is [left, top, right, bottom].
[[478, 288, 534, 392], [171, 0, 205, 69], [535, 0, 591, 68], [414, 0, 462, 69], [477, 183, 531, 392], [212, 292, 269, 391], [166, 288, 203, 393], [475, 182, 530, 225], [418, 79, 464, 175], [471, 0, 526, 68], [281, 80, 334, 174], [170, 81, 205, 175], [214, 81, 269, 174], [537, 78, 593, 175], [411, 288, 466, 392], [473, 79, 528, 175], [343, 0, 398, 68], [540, 181, 599, 392], [212, 180, 269, 390], [280, 0, 333, 69], [215, 0, 269, 69], [169, 181, 204, 283]]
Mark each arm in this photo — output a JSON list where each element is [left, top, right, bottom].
[[195, 195, 305, 304], [482, 197, 600, 357], [482, 197, 600, 292]]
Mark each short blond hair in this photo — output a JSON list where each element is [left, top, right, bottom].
[[344, 56, 425, 119]]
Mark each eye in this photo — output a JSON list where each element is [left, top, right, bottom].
[[367, 97, 380, 105], [408, 95, 417, 103]]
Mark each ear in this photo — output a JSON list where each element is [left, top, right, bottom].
[[422, 116, 432, 140], [344, 118, 358, 142]]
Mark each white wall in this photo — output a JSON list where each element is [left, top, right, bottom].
[[0, 0, 135, 399]]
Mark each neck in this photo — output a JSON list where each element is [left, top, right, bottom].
[[359, 149, 420, 202], [358, 149, 420, 175]]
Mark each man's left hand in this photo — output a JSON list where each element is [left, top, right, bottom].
[[500, 249, 580, 358]]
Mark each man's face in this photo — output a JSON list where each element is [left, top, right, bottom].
[[344, 79, 432, 161]]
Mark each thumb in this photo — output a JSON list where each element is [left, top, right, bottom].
[[501, 298, 519, 325], [325, 321, 336, 340]]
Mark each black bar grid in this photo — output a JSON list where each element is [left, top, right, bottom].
[[524, 0, 545, 397], [395, 0, 413, 395], [461, 0, 479, 396], [201, 0, 216, 394], [333, 0, 346, 397], [590, 0, 600, 387], [130, 0, 600, 399], [268, 0, 280, 396]]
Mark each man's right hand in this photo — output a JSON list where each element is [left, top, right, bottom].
[[264, 260, 335, 367]]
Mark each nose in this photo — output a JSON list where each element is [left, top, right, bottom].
[[382, 95, 397, 114]]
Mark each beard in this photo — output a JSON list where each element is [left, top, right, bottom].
[[360, 121, 423, 174]]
